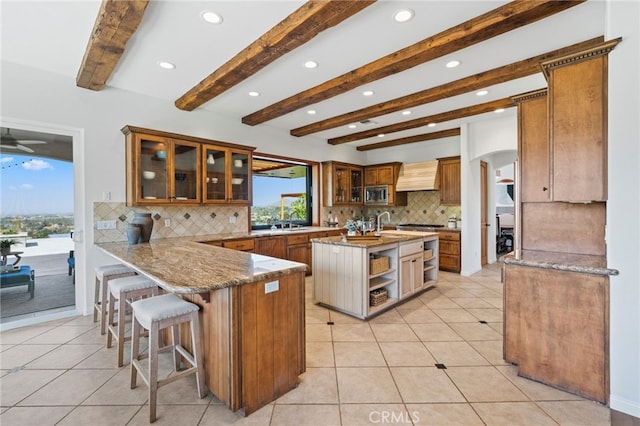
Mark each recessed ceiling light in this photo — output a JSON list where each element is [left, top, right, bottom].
[[402, 110, 412, 116], [158, 61, 175, 70], [494, 108, 505, 113], [363, 90, 374, 96], [377, 134, 385, 138], [394, 9, 414, 23], [248, 91, 260, 97], [348, 124, 357, 129], [202, 11, 223, 24], [427, 123, 437, 127], [304, 61, 318, 69], [307, 110, 316, 115], [476, 90, 489, 96], [446, 60, 461, 68]]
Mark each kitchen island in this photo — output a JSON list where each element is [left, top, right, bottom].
[[312, 231, 438, 319], [96, 237, 307, 416]]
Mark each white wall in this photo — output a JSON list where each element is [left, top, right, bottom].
[[606, 0, 640, 417]]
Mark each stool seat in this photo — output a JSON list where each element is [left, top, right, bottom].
[[130, 293, 207, 422], [107, 275, 158, 367], [94, 264, 137, 335]]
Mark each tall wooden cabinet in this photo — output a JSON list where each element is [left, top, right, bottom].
[[322, 161, 363, 206], [437, 156, 461, 205]]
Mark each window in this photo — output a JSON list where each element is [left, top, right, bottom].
[[251, 156, 312, 229]]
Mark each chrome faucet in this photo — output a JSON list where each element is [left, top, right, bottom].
[[375, 211, 391, 236], [287, 211, 298, 229]]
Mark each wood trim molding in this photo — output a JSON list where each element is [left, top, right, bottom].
[[242, 0, 585, 126], [76, 0, 150, 91], [511, 88, 548, 104], [540, 37, 621, 79], [356, 128, 461, 152], [120, 125, 256, 151], [329, 98, 515, 145], [175, 0, 375, 111]]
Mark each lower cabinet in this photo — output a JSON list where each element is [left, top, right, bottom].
[[222, 238, 254, 252], [438, 231, 460, 272], [399, 253, 423, 299], [254, 236, 286, 259]]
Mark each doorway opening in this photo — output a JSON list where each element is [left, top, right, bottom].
[[0, 126, 76, 324]]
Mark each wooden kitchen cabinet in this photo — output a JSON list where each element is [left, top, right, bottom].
[[123, 126, 201, 205], [322, 161, 363, 206], [254, 236, 286, 259], [122, 126, 255, 206], [286, 231, 329, 275], [363, 162, 407, 206], [438, 231, 460, 272], [202, 145, 252, 205], [438, 156, 461, 205], [222, 238, 255, 252]]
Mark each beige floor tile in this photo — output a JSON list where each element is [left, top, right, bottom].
[[271, 403, 341, 426], [336, 367, 402, 403], [487, 322, 504, 335], [407, 403, 485, 425], [276, 367, 338, 404], [469, 340, 510, 366], [410, 323, 462, 342], [330, 323, 375, 342], [305, 323, 333, 342], [423, 296, 461, 309], [423, 341, 491, 366], [397, 307, 443, 324], [127, 403, 207, 425], [438, 287, 477, 298], [67, 328, 108, 345], [0, 344, 14, 352], [391, 366, 466, 403], [370, 323, 419, 342], [25, 343, 102, 369], [538, 400, 611, 425], [154, 373, 213, 405], [472, 402, 558, 426], [19, 369, 118, 406], [306, 341, 335, 367], [367, 308, 405, 324], [340, 403, 411, 425], [446, 367, 528, 402], [334, 342, 386, 367], [328, 311, 363, 324], [449, 297, 494, 308], [82, 368, 149, 405], [483, 297, 504, 309], [466, 288, 503, 298], [0, 344, 58, 369], [306, 307, 330, 324], [74, 346, 123, 369], [0, 326, 53, 344], [448, 322, 503, 341], [0, 368, 66, 406], [495, 366, 584, 401], [22, 326, 96, 345], [466, 308, 504, 322], [395, 297, 425, 310], [199, 402, 273, 425], [0, 406, 73, 426], [57, 405, 141, 426], [379, 342, 436, 366], [432, 308, 479, 323]]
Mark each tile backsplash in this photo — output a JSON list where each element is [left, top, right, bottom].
[[93, 202, 248, 243], [321, 191, 461, 228]]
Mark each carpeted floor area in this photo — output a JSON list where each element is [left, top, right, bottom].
[[0, 272, 75, 320]]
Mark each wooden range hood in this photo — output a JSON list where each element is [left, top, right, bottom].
[[395, 160, 440, 192]]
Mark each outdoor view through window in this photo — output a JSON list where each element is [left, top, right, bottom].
[[251, 157, 311, 229]]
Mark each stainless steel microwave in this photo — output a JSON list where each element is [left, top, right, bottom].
[[364, 185, 389, 205]]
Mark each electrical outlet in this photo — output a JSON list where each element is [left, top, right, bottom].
[[96, 220, 116, 230], [102, 191, 111, 201], [265, 280, 279, 294], [164, 219, 171, 227]]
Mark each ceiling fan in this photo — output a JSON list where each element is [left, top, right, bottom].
[[0, 128, 46, 153]]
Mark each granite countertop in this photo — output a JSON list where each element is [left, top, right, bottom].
[[502, 250, 619, 276], [96, 238, 307, 294], [311, 231, 437, 248]]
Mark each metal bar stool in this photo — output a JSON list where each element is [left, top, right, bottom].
[[130, 293, 207, 423], [106, 275, 159, 367], [94, 264, 137, 335]]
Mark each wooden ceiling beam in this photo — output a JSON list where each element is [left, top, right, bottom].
[[331, 98, 516, 145], [76, 0, 149, 91], [175, 0, 376, 111], [242, 0, 585, 126], [296, 36, 604, 137], [356, 128, 461, 152]]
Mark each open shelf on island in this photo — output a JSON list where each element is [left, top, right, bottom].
[[369, 276, 395, 291], [369, 268, 396, 279]]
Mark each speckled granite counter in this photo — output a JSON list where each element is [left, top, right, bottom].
[[96, 237, 307, 293], [502, 250, 619, 276]]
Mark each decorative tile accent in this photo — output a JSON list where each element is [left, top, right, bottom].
[[153, 213, 161, 220], [118, 214, 127, 222], [210, 213, 216, 219], [184, 213, 191, 220]]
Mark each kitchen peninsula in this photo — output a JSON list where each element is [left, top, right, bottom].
[[96, 237, 307, 416], [312, 231, 438, 319]]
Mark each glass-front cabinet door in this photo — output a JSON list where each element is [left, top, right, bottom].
[[203, 145, 252, 204], [333, 164, 362, 205], [171, 140, 200, 203], [138, 135, 170, 203]]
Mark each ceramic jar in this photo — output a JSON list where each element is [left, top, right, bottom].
[[131, 212, 153, 243], [126, 224, 141, 245]]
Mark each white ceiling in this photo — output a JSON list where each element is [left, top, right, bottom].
[[1, 0, 606, 149]]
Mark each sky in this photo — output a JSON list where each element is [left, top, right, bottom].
[[0, 154, 74, 216], [252, 175, 306, 207]]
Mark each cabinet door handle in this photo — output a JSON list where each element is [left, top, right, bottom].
[[542, 187, 548, 191]]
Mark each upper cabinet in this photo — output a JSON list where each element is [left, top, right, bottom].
[[322, 161, 363, 206], [364, 162, 407, 206], [438, 156, 461, 205], [540, 39, 620, 202], [202, 145, 252, 204], [122, 126, 255, 206]]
